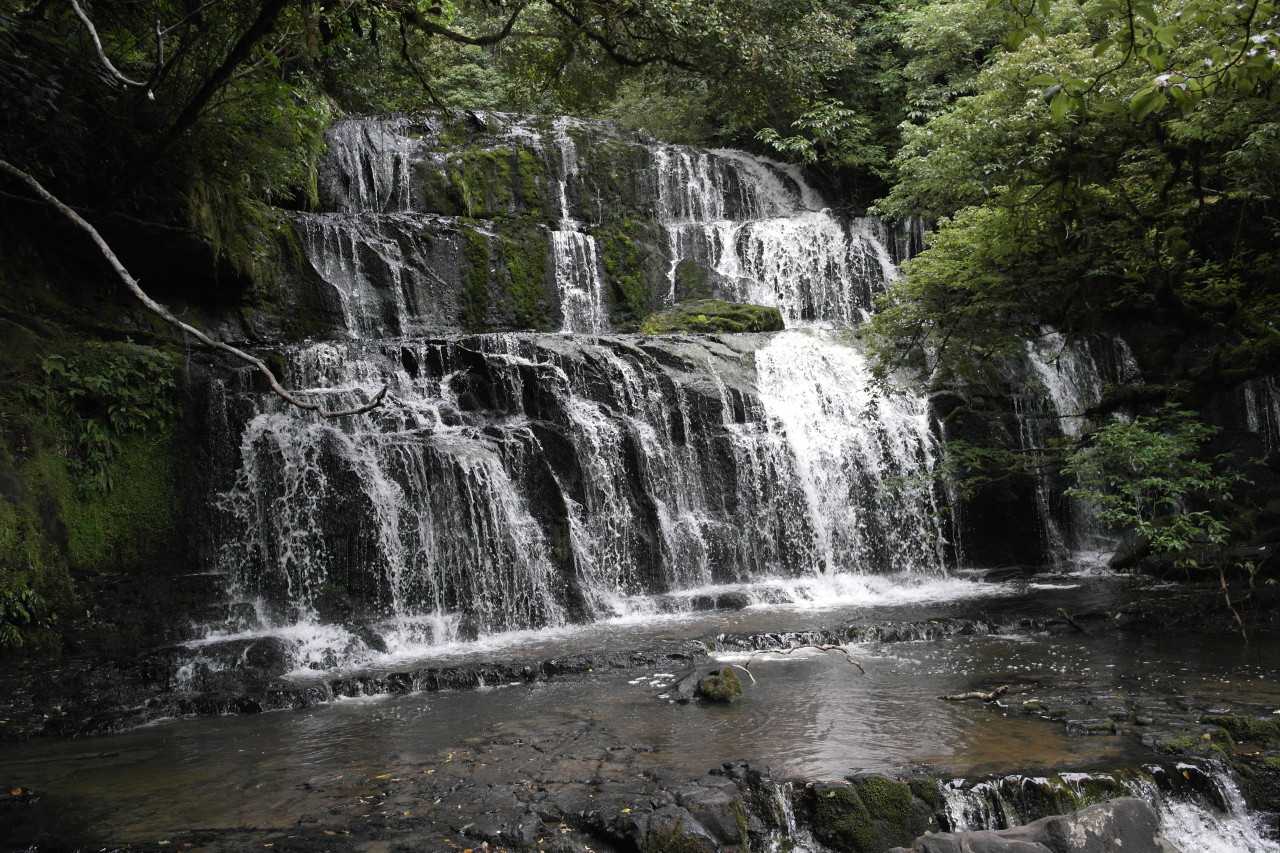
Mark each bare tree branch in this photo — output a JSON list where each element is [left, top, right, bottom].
[[0, 158, 388, 418], [68, 0, 153, 95], [939, 684, 1009, 702]]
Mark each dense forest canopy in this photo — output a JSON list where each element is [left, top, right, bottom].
[[1, 0, 1278, 644]]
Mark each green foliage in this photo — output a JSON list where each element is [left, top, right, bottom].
[[997, 0, 1280, 121], [1062, 405, 1247, 569], [757, 99, 889, 176], [0, 497, 64, 649], [872, 0, 1280, 392], [30, 342, 180, 494]]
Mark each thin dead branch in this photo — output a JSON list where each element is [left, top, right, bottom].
[[939, 684, 1009, 702], [0, 159, 388, 418], [745, 644, 866, 675], [68, 0, 153, 95]]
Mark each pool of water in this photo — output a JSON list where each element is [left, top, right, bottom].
[[7, 620, 1278, 848]]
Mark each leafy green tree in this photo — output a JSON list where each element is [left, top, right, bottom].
[[870, 0, 1280, 395], [1063, 405, 1258, 634]]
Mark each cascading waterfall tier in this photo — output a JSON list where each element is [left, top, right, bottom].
[[1011, 330, 1141, 567], [289, 112, 901, 337], [207, 330, 947, 668], [940, 766, 1275, 853]]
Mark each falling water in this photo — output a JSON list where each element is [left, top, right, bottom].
[[202, 113, 1073, 671], [939, 767, 1276, 853], [1020, 330, 1123, 567], [1243, 376, 1280, 455]]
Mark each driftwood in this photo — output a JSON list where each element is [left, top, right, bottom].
[[745, 644, 866, 675], [939, 684, 1009, 702], [0, 159, 388, 418], [1056, 608, 1087, 632]]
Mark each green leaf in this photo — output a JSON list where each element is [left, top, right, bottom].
[[1130, 88, 1166, 121], [1049, 90, 1071, 123]]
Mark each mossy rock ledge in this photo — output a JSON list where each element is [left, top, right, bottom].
[[640, 300, 784, 335]]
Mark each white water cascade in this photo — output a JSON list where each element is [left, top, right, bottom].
[[1019, 330, 1140, 567], [206, 327, 947, 668], [940, 768, 1277, 853], [193, 114, 966, 669]]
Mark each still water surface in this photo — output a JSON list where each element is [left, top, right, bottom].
[[6, 617, 1277, 846]]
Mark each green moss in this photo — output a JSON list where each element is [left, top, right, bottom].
[[1202, 714, 1280, 745], [63, 435, 176, 573], [855, 777, 912, 827], [696, 667, 743, 702], [459, 225, 493, 332], [1263, 757, 1280, 771], [456, 223, 551, 332], [731, 799, 751, 850], [812, 787, 878, 853], [1159, 732, 1234, 759], [811, 778, 923, 853], [516, 150, 552, 222], [497, 227, 551, 329], [641, 300, 785, 335], [453, 148, 520, 219], [597, 226, 648, 322], [0, 492, 73, 648], [906, 778, 941, 811], [672, 259, 714, 301]]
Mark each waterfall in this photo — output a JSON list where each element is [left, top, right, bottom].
[[939, 767, 1275, 853], [292, 114, 899, 336], [1243, 376, 1280, 455], [548, 116, 609, 333], [207, 329, 947, 666], [756, 331, 945, 574], [1019, 330, 1125, 567], [196, 112, 983, 669]]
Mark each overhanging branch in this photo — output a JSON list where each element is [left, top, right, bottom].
[[68, 0, 153, 95], [0, 159, 387, 418]]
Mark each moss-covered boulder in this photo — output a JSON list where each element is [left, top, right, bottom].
[[696, 667, 743, 702], [640, 300, 784, 335], [808, 777, 938, 853]]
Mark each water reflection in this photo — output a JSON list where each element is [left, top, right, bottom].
[[5, 630, 1277, 847]]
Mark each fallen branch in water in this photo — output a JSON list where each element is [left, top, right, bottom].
[[939, 685, 1009, 702], [1056, 608, 1087, 633], [0, 158, 388, 418], [745, 644, 866, 675]]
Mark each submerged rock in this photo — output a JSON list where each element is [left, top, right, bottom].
[[640, 300, 785, 334]]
